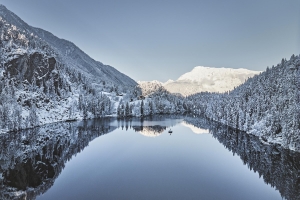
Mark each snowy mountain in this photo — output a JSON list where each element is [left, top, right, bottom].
[[0, 4, 137, 132], [0, 4, 136, 88], [186, 55, 300, 152], [137, 80, 165, 96], [164, 66, 260, 96], [1, 4, 299, 155]]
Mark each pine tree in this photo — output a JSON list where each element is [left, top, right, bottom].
[[125, 102, 130, 117], [29, 104, 39, 127], [141, 100, 144, 116], [149, 101, 153, 115]]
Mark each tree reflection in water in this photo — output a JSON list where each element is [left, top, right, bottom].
[[185, 116, 300, 200], [0, 118, 115, 200], [0, 116, 299, 200]]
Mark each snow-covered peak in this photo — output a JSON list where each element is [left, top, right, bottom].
[[178, 66, 260, 82], [163, 79, 174, 85], [163, 66, 260, 95], [138, 80, 162, 85]]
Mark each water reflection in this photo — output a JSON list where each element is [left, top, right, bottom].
[[0, 118, 115, 200], [181, 121, 209, 134], [114, 116, 183, 137], [0, 116, 299, 200], [184, 116, 300, 200], [0, 116, 183, 199], [133, 125, 166, 137]]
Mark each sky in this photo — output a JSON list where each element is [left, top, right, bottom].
[[0, 0, 299, 82]]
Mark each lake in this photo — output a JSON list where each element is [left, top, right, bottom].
[[0, 116, 299, 200]]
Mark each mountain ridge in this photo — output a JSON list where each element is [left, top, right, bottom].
[[138, 66, 260, 96], [0, 4, 136, 88], [0, 4, 137, 131]]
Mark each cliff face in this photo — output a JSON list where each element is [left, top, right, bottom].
[[6, 53, 56, 85]]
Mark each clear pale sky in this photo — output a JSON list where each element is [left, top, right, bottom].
[[1, 0, 299, 82]]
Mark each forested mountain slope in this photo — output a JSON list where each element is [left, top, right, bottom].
[[186, 55, 300, 151], [0, 4, 299, 154], [0, 4, 136, 131]]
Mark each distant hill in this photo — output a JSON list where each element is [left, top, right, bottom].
[[164, 66, 260, 96], [137, 80, 165, 96]]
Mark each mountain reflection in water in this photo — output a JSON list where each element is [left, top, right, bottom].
[[185, 116, 300, 200], [0, 118, 115, 200], [0, 116, 298, 200]]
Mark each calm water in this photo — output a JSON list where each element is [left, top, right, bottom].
[[0, 116, 299, 200]]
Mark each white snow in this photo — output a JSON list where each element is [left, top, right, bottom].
[[138, 128, 163, 137], [164, 66, 260, 96], [181, 121, 209, 134], [163, 79, 174, 85], [137, 80, 164, 96]]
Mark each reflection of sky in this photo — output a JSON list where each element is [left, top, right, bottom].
[[38, 119, 281, 200]]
